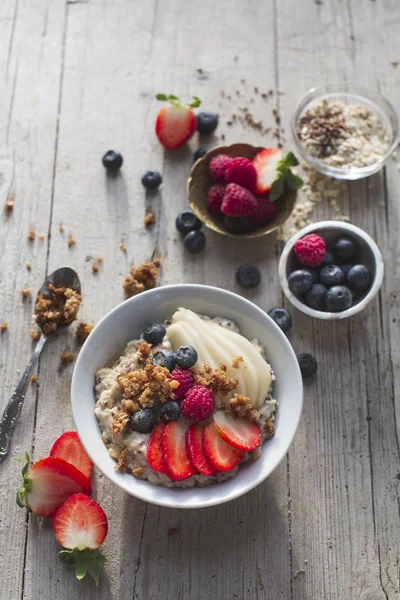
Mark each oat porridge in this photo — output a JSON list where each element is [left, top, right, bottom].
[[94, 307, 277, 487]]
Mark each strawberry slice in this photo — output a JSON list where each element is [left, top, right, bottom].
[[252, 148, 282, 194], [213, 411, 261, 452], [50, 431, 93, 479], [53, 493, 108, 584], [16, 453, 92, 517], [202, 422, 243, 472], [186, 424, 216, 476], [147, 422, 168, 474], [155, 94, 200, 149], [162, 421, 197, 481]]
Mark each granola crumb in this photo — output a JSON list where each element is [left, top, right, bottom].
[[59, 223, 64, 233], [120, 241, 127, 252], [0, 322, 8, 332], [112, 409, 130, 437], [60, 350, 74, 366], [228, 394, 258, 421], [30, 329, 41, 341], [144, 211, 156, 227], [116, 447, 130, 472], [26, 261, 32, 270], [35, 283, 81, 337], [231, 356, 244, 369], [92, 262, 99, 273], [263, 419, 275, 440], [132, 467, 144, 479], [38, 234, 45, 241], [21, 288, 31, 299], [97, 256, 103, 263], [194, 363, 238, 396], [5, 199, 14, 212], [76, 321, 94, 344], [68, 234, 76, 247], [27, 229, 35, 241], [123, 260, 160, 298], [30, 375, 38, 384]]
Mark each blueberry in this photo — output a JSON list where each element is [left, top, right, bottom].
[[333, 237, 357, 261], [141, 170, 162, 190], [347, 264, 371, 292], [143, 323, 166, 345], [297, 353, 318, 378], [184, 230, 206, 254], [176, 210, 202, 234], [151, 349, 176, 371], [130, 408, 158, 433], [288, 269, 313, 295], [196, 112, 219, 135], [175, 345, 198, 368], [224, 216, 254, 234], [102, 150, 123, 172], [303, 267, 318, 283], [193, 146, 209, 162], [305, 283, 328, 310], [160, 400, 181, 423], [236, 264, 261, 289], [319, 265, 345, 287], [267, 307, 292, 333], [325, 285, 353, 312], [321, 251, 336, 266]]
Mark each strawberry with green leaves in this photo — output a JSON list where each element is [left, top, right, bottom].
[[155, 94, 201, 149], [252, 149, 304, 200]]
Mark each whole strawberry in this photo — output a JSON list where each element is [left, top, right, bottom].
[[294, 233, 326, 267], [252, 196, 277, 226], [221, 183, 257, 217], [226, 157, 257, 192], [209, 154, 232, 182], [155, 93, 201, 149], [208, 184, 225, 215]]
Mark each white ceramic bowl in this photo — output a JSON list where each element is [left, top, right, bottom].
[[279, 221, 384, 320], [71, 285, 303, 509]]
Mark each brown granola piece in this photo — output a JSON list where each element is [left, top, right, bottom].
[[59, 223, 64, 233], [60, 350, 74, 366], [27, 229, 35, 241], [117, 363, 175, 408], [120, 241, 127, 252], [92, 262, 99, 273], [75, 321, 94, 344], [132, 467, 144, 479], [30, 329, 41, 341], [21, 288, 31, 299], [231, 356, 244, 369], [123, 260, 160, 298], [5, 199, 14, 211], [35, 283, 81, 336], [0, 322, 8, 332], [144, 211, 156, 227], [26, 261, 32, 270], [121, 399, 141, 413], [228, 394, 258, 421], [116, 447, 130, 472], [112, 408, 130, 436], [38, 234, 45, 241], [97, 256, 103, 263], [263, 419, 275, 440], [68, 234, 76, 247], [194, 363, 238, 396], [137, 342, 151, 365], [30, 375, 38, 384]]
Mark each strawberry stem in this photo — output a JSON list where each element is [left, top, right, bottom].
[[155, 93, 201, 109], [16, 452, 32, 509], [59, 548, 107, 585]]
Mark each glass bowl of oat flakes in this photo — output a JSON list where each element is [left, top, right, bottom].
[[292, 83, 399, 180]]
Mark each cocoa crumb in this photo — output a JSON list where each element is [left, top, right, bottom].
[[26, 261, 32, 270], [27, 229, 35, 241], [21, 288, 31, 299], [132, 467, 144, 479], [30, 329, 41, 341], [68, 234, 76, 247], [120, 241, 127, 253], [5, 199, 14, 212], [116, 447, 130, 472], [144, 211, 156, 227], [231, 356, 244, 369], [59, 223, 64, 233], [60, 350, 74, 366], [228, 394, 258, 421], [30, 375, 38, 384], [76, 321, 94, 344], [194, 363, 238, 396], [263, 419, 275, 440], [0, 322, 8, 332], [123, 260, 160, 298]]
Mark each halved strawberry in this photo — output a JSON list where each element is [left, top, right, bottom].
[[155, 94, 200, 149], [53, 493, 108, 584], [213, 411, 261, 452], [252, 148, 282, 194], [16, 454, 92, 517], [162, 421, 197, 481], [186, 424, 216, 476], [147, 422, 168, 474], [50, 431, 93, 479], [202, 422, 243, 472]]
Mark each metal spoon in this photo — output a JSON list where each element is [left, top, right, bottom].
[[0, 267, 81, 464]]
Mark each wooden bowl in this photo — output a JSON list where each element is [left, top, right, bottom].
[[187, 143, 297, 239]]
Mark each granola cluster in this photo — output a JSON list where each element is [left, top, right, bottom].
[[35, 283, 81, 336], [194, 362, 238, 396], [117, 363, 178, 410], [76, 321, 94, 344], [228, 394, 258, 421], [123, 259, 161, 298]]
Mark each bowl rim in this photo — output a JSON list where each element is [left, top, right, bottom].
[[291, 83, 400, 180], [278, 220, 384, 320], [71, 284, 303, 508]]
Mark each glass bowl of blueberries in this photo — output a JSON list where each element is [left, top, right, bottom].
[[278, 221, 384, 319]]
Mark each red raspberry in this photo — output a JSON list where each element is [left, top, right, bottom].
[[221, 183, 257, 217], [252, 196, 277, 226], [226, 157, 257, 192], [170, 368, 194, 401], [294, 233, 326, 267], [208, 184, 225, 215], [209, 154, 232, 182], [181, 385, 215, 421]]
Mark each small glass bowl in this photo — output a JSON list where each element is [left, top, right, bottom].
[[291, 83, 399, 180]]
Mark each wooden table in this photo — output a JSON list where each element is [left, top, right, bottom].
[[1, 1, 399, 598]]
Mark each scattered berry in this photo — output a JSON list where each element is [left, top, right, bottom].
[[236, 264, 261, 289], [50, 431, 93, 479], [155, 95, 199, 149], [221, 183, 257, 217], [175, 345, 198, 369], [288, 269, 313, 294], [252, 148, 282, 194], [143, 323, 166, 345], [347, 264, 371, 292], [305, 283, 327, 310], [162, 421, 197, 480], [267, 307, 292, 333], [202, 422, 243, 472], [130, 408, 158, 433], [321, 250, 336, 266], [193, 146, 208, 162], [325, 285, 353, 312], [170, 368, 195, 400], [294, 233, 326, 267], [151, 350, 176, 371], [319, 265, 345, 287], [226, 157, 257, 192], [208, 184, 225, 215], [333, 237, 357, 261], [252, 196, 277, 226], [176, 209, 202, 234], [160, 401, 181, 423], [141, 170, 162, 190], [209, 154, 232, 182], [297, 353, 318, 378], [102, 150, 123, 173], [224, 215, 253, 234], [184, 230, 206, 254], [181, 385, 215, 421], [213, 411, 261, 452], [147, 423, 168, 474], [196, 111, 218, 135], [186, 424, 216, 476]]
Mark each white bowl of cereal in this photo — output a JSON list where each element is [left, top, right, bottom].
[[71, 285, 303, 508]]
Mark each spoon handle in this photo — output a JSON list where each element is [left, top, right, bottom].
[[0, 334, 47, 464]]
